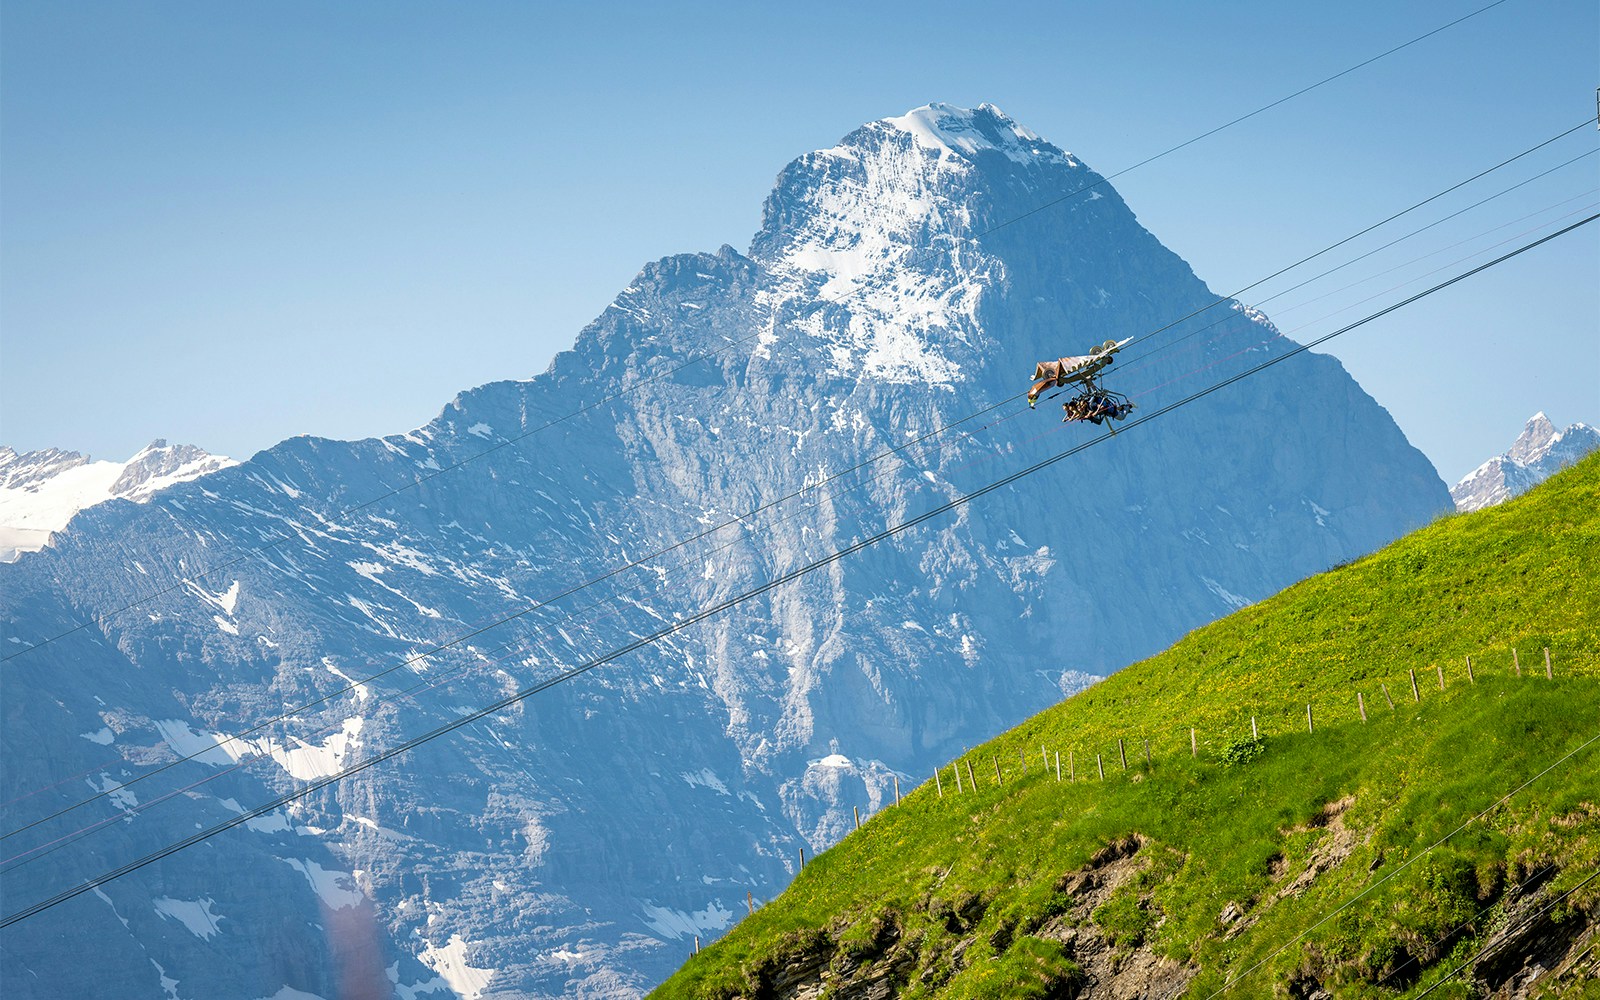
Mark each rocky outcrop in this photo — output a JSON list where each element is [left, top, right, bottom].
[[716, 835, 1194, 1000]]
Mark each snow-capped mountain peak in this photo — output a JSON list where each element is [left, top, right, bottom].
[[881, 102, 1075, 167], [109, 439, 233, 501], [0, 440, 235, 561], [747, 103, 1101, 389], [1451, 412, 1599, 512], [2, 103, 1453, 1000], [1506, 411, 1559, 465]]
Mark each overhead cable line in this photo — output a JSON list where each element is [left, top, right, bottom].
[[1119, 144, 1600, 373], [1113, 118, 1595, 364], [6, 148, 1591, 841], [0, 0, 1523, 665], [914, 0, 1519, 256], [6, 117, 1591, 847], [1373, 863, 1557, 992], [0, 394, 1019, 842], [1406, 868, 1600, 999], [9, 146, 1587, 832], [1208, 721, 1600, 996], [1130, 191, 1600, 390], [4, 212, 1590, 929]]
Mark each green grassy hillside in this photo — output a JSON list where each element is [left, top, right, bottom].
[[652, 453, 1600, 999]]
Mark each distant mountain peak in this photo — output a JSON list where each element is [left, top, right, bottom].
[[1451, 413, 1599, 512], [1506, 411, 1558, 465], [747, 102, 1099, 389], [876, 102, 1074, 167], [0, 440, 235, 561]]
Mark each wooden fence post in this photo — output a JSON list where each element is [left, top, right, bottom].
[[1054, 750, 1062, 782], [1042, 744, 1049, 771], [1513, 648, 1521, 676], [799, 846, 805, 869], [1118, 739, 1127, 770], [1307, 704, 1314, 733], [1466, 655, 1475, 683], [935, 770, 943, 798], [1144, 738, 1151, 765], [1191, 728, 1198, 757], [1382, 683, 1395, 709], [1097, 754, 1105, 780], [747, 891, 754, 916], [695, 935, 700, 955], [993, 756, 1002, 785], [1545, 647, 1553, 679], [853, 806, 860, 830], [953, 763, 963, 794], [1251, 716, 1259, 741], [1358, 691, 1367, 722], [966, 760, 976, 791], [1436, 664, 1445, 690], [1019, 749, 1027, 775], [893, 775, 901, 806], [1409, 668, 1420, 702]]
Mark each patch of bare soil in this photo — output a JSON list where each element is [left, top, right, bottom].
[[1032, 834, 1197, 1000]]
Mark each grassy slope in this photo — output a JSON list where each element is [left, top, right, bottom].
[[652, 453, 1600, 999]]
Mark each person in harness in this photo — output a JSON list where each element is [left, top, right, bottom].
[[1064, 388, 1135, 425]]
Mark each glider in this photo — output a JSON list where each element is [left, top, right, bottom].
[[1027, 337, 1136, 424]]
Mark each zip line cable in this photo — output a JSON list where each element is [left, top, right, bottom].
[[0, 394, 1020, 842], [1118, 145, 1600, 374], [913, 0, 1519, 256], [4, 212, 1590, 930], [4, 160, 1591, 843], [9, 164, 1587, 844], [5, 128, 1591, 851], [1373, 863, 1558, 992], [1406, 868, 1600, 999], [1208, 725, 1600, 996], [0, 400, 1027, 855], [1369, 857, 1555, 992], [0, 0, 1523, 666], [1111, 118, 1595, 363], [1125, 208, 1600, 412], [1132, 192, 1600, 390]]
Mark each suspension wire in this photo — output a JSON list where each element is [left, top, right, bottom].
[[1123, 200, 1600, 392], [4, 148, 1590, 841], [1206, 724, 1600, 996], [3, 213, 1589, 930], [0, 393, 1020, 841], [1373, 862, 1557, 991], [0, 1, 1527, 666], [1118, 145, 1600, 374], [1261, 187, 1598, 318], [6, 380, 1058, 855], [904, 0, 1519, 258], [1136, 194, 1600, 394], [1272, 207, 1600, 338], [1111, 118, 1595, 364], [1406, 868, 1600, 999], [6, 133, 1590, 848], [1129, 219, 1600, 413]]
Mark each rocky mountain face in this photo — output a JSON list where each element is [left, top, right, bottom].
[[1450, 412, 1599, 512], [0, 440, 235, 562], [0, 104, 1451, 999]]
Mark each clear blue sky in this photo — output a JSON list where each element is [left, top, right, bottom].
[[2, 0, 1595, 482]]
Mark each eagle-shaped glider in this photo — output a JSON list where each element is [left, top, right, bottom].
[[1027, 337, 1137, 424]]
